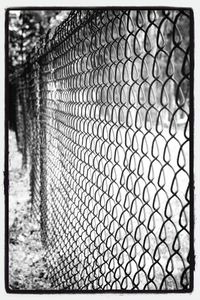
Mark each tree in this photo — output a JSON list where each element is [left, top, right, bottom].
[[8, 10, 71, 77]]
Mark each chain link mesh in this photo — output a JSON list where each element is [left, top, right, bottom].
[[11, 9, 192, 291]]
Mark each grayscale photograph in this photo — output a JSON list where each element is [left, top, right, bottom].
[[6, 7, 194, 292]]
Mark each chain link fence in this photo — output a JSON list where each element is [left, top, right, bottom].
[[10, 9, 193, 291]]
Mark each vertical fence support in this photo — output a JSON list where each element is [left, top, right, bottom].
[[11, 9, 193, 291]]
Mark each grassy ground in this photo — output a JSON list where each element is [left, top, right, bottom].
[[8, 130, 51, 290]]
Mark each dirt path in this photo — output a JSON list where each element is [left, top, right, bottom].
[[8, 130, 51, 290]]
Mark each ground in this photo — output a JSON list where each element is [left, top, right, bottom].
[[8, 130, 51, 290]]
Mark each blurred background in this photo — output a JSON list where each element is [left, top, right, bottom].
[[8, 10, 71, 290]]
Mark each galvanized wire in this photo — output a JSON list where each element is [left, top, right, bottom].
[[12, 9, 192, 291]]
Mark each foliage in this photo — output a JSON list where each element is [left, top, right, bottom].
[[8, 10, 71, 74]]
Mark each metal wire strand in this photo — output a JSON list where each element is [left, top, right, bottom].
[[13, 9, 191, 291]]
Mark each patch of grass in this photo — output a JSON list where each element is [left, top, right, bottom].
[[9, 130, 52, 290]]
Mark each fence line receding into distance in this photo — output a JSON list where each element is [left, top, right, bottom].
[[11, 9, 193, 291]]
